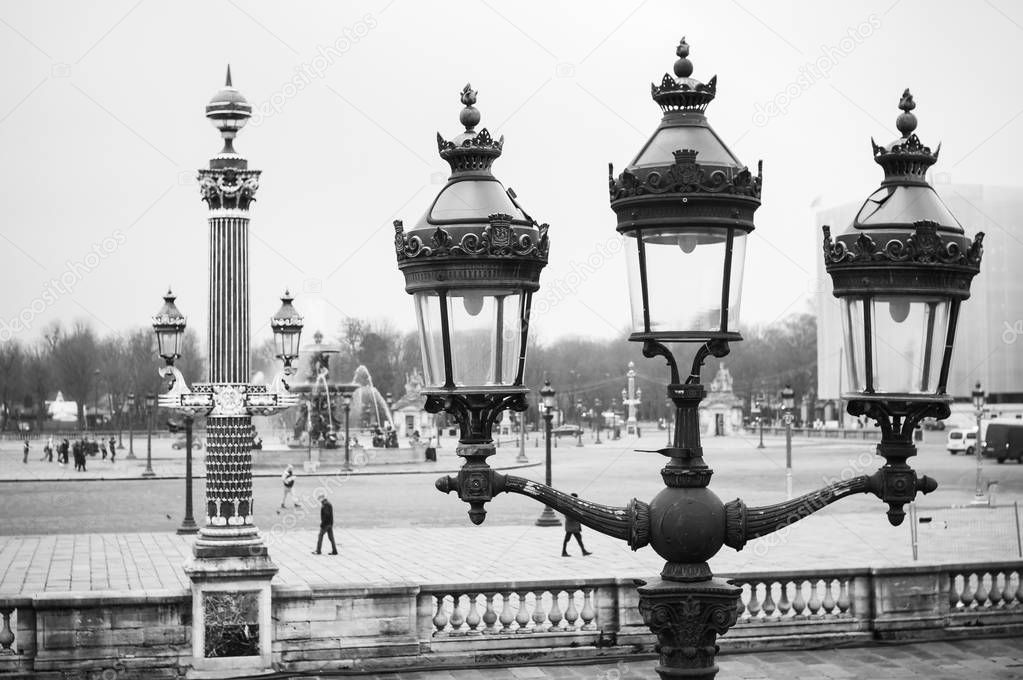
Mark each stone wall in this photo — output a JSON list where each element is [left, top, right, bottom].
[[0, 560, 1020, 677]]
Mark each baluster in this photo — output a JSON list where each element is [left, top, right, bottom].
[[776, 581, 791, 619], [822, 579, 836, 616], [960, 573, 976, 610], [581, 588, 597, 630], [515, 592, 532, 633], [792, 581, 806, 619], [465, 592, 482, 634], [0, 607, 14, 654], [736, 584, 749, 623], [531, 590, 548, 632], [482, 593, 498, 633], [564, 590, 580, 629], [449, 593, 466, 634], [949, 573, 963, 610], [432, 595, 449, 635], [808, 580, 823, 618], [988, 572, 1004, 608], [548, 590, 564, 631], [761, 582, 777, 621], [837, 579, 851, 617], [499, 592, 516, 632], [1014, 570, 1023, 608], [747, 582, 762, 622], [974, 572, 990, 609]]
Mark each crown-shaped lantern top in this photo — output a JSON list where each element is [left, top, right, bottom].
[[650, 38, 718, 113], [870, 89, 940, 187], [849, 89, 960, 234], [436, 84, 505, 174], [153, 288, 186, 332]]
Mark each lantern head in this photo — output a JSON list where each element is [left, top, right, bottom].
[[823, 90, 983, 409], [610, 38, 762, 347], [972, 381, 985, 411], [270, 291, 304, 373], [152, 289, 187, 366], [540, 379, 556, 411], [395, 84, 549, 399]]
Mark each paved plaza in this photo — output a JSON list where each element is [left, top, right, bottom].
[[347, 638, 1023, 680]]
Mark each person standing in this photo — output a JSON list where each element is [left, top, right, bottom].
[[425, 435, 437, 462], [313, 494, 338, 555], [108, 436, 116, 463], [279, 464, 300, 510], [22, 440, 29, 464], [562, 493, 592, 557]]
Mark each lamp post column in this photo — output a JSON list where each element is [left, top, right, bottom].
[[177, 414, 198, 534], [782, 385, 795, 499], [343, 401, 352, 472], [126, 394, 136, 459], [516, 412, 529, 463], [143, 394, 155, 478], [536, 381, 561, 526], [971, 381, 987, 506]]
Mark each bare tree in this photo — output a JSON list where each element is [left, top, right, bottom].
[[24, 344, 52, 432], [49, 322, 100, 428], [0, 341, 25, 431]]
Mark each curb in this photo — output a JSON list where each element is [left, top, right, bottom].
[[0, 460, 542, 484]]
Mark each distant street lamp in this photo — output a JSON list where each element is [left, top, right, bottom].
[[781, 384, 795, 499], [126, 393, 136, 459], [342, 391, 353, 472], [594, 398, 602, 444], [753, 394, 764, 449], [971, 381, 987, 506], [143, 393, 157, 478], [535, 379, 561, 527], [92, 368, 101, 431]]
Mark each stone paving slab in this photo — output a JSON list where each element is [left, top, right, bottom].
[[0, 508, 1020, 596], [339, 638, 1023, 680]]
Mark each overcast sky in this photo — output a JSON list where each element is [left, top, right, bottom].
[[1, 0, 1020, 349]]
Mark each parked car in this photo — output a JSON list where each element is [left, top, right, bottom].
[[946, 427, 978, 455], [922, 418, 945, 431], [982, 422, 1023, 463], [552, 424, 583, 438], [171, 436, 204, 450]]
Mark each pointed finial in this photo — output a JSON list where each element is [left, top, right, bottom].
[[896, 88, 917, 137], [459, 83, 481, 131], [164, 287, 175, 301], [674, 37, 693, 79], [225, 64, 233, 87]]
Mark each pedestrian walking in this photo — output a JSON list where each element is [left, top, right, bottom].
[[101, 441, 108, 460], [108, 436, 116, 463], [279, 464, 300, 510], [562, 493, 592, 557], [58, 439, 69, 465], [425, 435, 437, 462], [22, 440, 29, 464], [312, 494, 338, 555]]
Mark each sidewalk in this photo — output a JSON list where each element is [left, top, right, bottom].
[[1, 509, 1020, 596], [343, 638, 1023, 679]]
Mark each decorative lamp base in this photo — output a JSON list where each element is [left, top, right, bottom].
[[534, 505, 562, 527], [177, 519, 199, 535]]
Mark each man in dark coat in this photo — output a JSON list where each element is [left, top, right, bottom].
[[562, 492, 592, 557], [313, 495, 338, 555]]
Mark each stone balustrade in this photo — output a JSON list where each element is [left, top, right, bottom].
[[0, 561, 1020, 677]]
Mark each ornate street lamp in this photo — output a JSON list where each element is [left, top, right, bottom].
[[152, 290, 195, 533], [752, 394, 764, 449], [341, 391, 353, 471], [593, 398, 602, 444], [535, 379, 561, 527], [393, 83, 550, 524], [823, 89, 984, 524], [971, 380, 987, 505]]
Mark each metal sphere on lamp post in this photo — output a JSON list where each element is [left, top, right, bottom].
[[971, 381, 988, 506], [535, 379, 561, 527]]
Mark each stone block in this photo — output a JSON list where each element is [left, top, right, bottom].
[[276, 620, 312, 640], [141, 625, 188, 646], [41, 631, 74, 649]]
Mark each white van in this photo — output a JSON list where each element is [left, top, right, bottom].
[[947, 427, 979, 455]]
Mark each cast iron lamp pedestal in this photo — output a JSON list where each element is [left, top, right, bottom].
[[176, 414, 198, 534], [535, 391, 561, 527], [436, 338, 941, 680]]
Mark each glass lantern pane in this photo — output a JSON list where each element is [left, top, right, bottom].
[[414, 293, 445, 388], [631, 126, 741, 167], [624, 229, 746, 336], [869, 297, 951, 394], [413, 289, 525, 389], [840, 298, 867, 392]]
